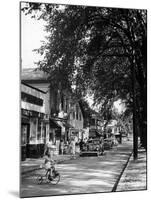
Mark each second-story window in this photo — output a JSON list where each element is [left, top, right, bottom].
[[21, 92, 43, 106]]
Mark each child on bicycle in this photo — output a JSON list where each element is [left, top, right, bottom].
[[43, 151, 55, 178]]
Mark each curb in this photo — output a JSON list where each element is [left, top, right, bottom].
[[112, 151, 133, 192]]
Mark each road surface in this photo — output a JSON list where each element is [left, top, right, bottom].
[[20, 139, 133, 198]]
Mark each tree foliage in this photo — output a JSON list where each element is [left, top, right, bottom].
[[22, 3, 147, 148]]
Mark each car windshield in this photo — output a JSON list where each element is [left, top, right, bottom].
[[88, 140, 99, 144], [95, 141, 99, 144]]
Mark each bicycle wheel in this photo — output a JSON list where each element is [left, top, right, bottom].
[[36, 175, 43, 184], [49, 172, 60, 185]]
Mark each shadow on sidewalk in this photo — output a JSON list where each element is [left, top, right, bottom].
[[116, 147, 147, 192]]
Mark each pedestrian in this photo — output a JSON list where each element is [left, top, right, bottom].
[[84, 137, 88, 143], [44, 139, 55, 159], [70, 138, 76, 158], [60, 139, 64, 155], [127, 132, 130, 141], [79, 139, 84, 151], [104, 133, 107, 139], [99, 136, 104, 155], [56, 140, 60, 155]]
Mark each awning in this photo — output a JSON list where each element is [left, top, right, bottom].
[[62, 122, 74, 129], [49, 118, 74, 131], [49, 119, 61, 129]]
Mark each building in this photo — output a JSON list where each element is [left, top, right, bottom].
[[21, 68, 84, 152], [87, 113, 102, 139], [67, 101, 84, 142], [21, 82, 49, 160]]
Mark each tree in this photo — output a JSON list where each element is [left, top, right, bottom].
[[112, 106, 133, 137], [21, 3, 147, 150]]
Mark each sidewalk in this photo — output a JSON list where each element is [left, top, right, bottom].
[[21, 154, 79, 175], [116, 147, 147, 191], [21, 138, 131, 176]]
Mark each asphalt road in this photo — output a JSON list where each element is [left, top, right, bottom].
[[20, 139, 133, 198]]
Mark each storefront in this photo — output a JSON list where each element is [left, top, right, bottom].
[[49, 119, 72, 154], [21, 83, 48, 160]]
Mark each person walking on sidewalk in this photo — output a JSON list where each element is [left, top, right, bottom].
[[60, 139, 64, 155], [99, 136, 104, 155], [79, 139, 84, 152], [70, 137, 76, 158]]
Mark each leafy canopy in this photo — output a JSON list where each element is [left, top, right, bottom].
[[22, 3, 147, 120]]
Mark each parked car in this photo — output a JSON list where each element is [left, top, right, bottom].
[[104, 138, 114, 150], [80, 138, 104, 157], [87, 139, 101, 151]]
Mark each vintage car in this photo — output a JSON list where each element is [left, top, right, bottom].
[[80, 138, 104, 157], [104, 138, 114, 150], [86, 139, 101, 151]]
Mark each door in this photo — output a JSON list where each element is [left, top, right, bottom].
[[21, 123, 30, 160], [26, 124, 30, 158]]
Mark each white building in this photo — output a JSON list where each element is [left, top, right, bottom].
[[21, 82, 49, 160]]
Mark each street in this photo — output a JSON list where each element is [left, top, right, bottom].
[[20, 139, 133, 198]]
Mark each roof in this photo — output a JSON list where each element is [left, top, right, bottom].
[[21, 69, 85, 117], [21, 82, 46, 94], [21, 68, 49, 82]]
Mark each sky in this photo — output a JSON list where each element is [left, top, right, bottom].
[[113, 99, 126, 114], [21, 10, 46, 68]]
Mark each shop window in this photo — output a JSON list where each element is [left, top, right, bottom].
[[21, 125, 27, 145], [61, 95, 64, 110], [73, 112, 75, 119], [76, 105, 79, 120], [69, 113, 72, 120], [65, 101, 68, 112], [37, 120, 41, 140], [42, 124, 46, 143]]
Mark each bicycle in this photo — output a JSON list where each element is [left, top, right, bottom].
[[35, 160, 60, 185]]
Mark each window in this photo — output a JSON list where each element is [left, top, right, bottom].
[[73, 112, 75, 119], [21, 92, 43, 106], [69, 113, 72, 120], [21, 125, 27, 145], [37, 119, 42, 140], [76, 105, 79, 120], [61, 95, 64, 110]]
